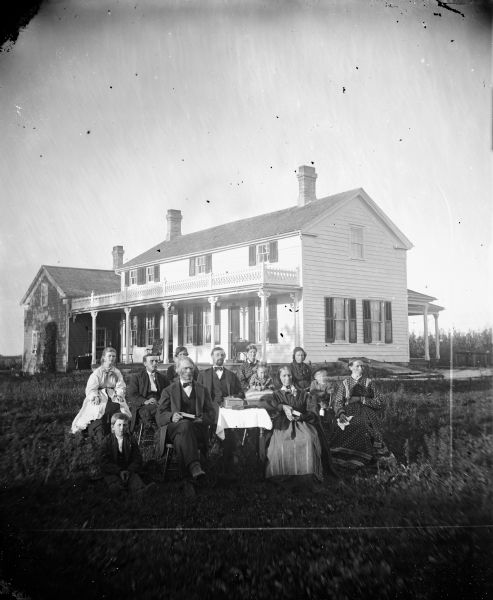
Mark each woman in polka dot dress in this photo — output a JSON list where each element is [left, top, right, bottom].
[[330, 358, 393, 470]]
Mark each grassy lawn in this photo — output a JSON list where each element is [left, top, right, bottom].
[[0, 374, 492, 599]]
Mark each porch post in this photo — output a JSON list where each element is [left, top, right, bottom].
[[290, 292, 299, 347], [208, 296, 218, 353], [124, 307, 132, 364], [163, 302, 171, 364], [91, 310, 98, 367], [423, 304, 430, 361], [434, 313, 440, 360], [258, 289, 270, 360]]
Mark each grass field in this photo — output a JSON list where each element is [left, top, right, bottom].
[[0, 373, 492, 599]]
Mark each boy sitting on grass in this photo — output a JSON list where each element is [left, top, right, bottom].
[[100, 412, 154, 496]]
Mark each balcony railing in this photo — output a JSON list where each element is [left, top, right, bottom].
[[71, 265, 299, 312]]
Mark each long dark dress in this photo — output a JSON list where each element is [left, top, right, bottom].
[[330, 376, 391, 469], [289, 361, 312, 392], [239, 359, 259, 390], [263, 388, 322, 480]]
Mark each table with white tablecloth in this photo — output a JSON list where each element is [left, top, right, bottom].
[[215, 407, 273, 460]]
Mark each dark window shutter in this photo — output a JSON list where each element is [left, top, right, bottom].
[[154, 264, 160, 281], [249, 245, 256, 266], [248, 300, 256, 342], [178, 307, 184, 346], [363, 300, 372, 343], [138, 314, 145, 346], [349, 298, 357, 343], [205, 254, 212, 274], [124, 271, 129, 286], [137, 267, 145, 285], [267, 298, 278, 343], [325, 298, 334, 343], [189, 257, 196, 277], [385, 301, 393, 343], [193, 305, 203, 346], [269, 241, 278, 263]]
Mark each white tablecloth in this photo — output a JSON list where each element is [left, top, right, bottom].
[[215, 407, 273, 440]]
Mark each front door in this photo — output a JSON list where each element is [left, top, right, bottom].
[[228, 306, 240, 360]]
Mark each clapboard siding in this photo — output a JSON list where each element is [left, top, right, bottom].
[[301, 195, 409, 362]]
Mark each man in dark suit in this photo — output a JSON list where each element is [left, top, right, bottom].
[[127, 354, 169, 432], [156, 357, 215, 480], [198, 346, 245, 472]]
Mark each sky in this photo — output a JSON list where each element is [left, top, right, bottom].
[[0, 0, 491, 354]]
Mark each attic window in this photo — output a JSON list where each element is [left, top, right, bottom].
[[350, 226, 364, 259]]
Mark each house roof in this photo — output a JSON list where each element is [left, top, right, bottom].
[[407, 289, 437, 303], [123, 188, 413, 269], [21, 266, 120, 305]]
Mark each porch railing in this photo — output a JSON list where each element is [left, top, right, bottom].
[[71, 264, 299, 311]]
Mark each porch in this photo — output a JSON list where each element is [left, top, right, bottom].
[[408, 289, 444, 361]]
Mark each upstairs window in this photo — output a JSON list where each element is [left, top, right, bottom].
[[40, 282, 48, 307], [146, 265, 160, 283], [129, 270, 137, 286], [325, 297, 357, 343], [249, 241, 278, 266], [189, 254, 212, 276], [350, 226, 364, 259], [363, 300, 392, 343]]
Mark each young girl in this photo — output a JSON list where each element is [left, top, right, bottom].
[[248, 362, 275, 392]]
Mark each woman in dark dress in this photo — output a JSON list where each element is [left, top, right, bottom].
[[330, 358, 393, 470], [289, 346, 312, 392]]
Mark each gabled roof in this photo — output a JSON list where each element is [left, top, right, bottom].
[[124, 188, 413, 269], [21, 266, 120, 305]]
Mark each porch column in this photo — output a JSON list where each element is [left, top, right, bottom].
[[290, 292, 299, 347], [124, 307, 132, 364], [91, 310, 98, 367], [434, 313, 440, 359], [258, 289, 270, 360], [423, 304, 430, 361], [208, 296, 218, 353], [162, 302, 171, 363]]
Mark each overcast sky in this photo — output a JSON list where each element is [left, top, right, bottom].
[[0, 0, 491, 354]]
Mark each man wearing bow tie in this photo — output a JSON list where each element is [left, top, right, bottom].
[[127, 354, 169, 432], [156, 357, 215, 481], [198, 347, 245, 473]]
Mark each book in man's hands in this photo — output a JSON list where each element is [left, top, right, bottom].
[[179, 412, 196, 420]]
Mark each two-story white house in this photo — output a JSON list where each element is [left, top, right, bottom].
[[21, 165, 444, 373]]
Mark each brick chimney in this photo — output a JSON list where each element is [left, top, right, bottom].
[[112, 245, 124, 270], [166, 209, 182, 241], [297, 165, 317, 206]]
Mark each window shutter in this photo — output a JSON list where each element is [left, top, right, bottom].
[[385, 301, 393, 343], [205, 254, 212, 274], [325, 298, 334, 343], [267, 298, 278, 343], [137, 267, 145, 285], [348, 298, 357, 343], [124, 271, 129, 286], [193, 305, 203, 346], [249, 245, 256, 266], [363, 300, 372, 343], [269, 241, 278, 263], [154, 264, 160, 282], [189, 258, 196, 277], [138, 314, 145, 346], [178, 307, 184, 346], [248, 300, 256, 342]]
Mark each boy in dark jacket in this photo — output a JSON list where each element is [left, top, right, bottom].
[[100, 412, 151, 495]]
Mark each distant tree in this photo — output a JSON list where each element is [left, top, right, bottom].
[[43, 322, 57, 373]]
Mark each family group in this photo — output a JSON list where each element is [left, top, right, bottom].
[[71, 344, 393, 496]]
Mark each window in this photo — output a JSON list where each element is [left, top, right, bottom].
[[350, 226, 364, 259], [189, 254, 212, 276], [180, 305, 204, 346], [40, 282, 48, 307], [146, 265, 160, 283], [145, 313, 159, 346], [131, 315, 138, 346], [88, 328, 107, 354], [253, 298, 278, 343], [248, 241, 278, 266], [129, 270, 137, 286], [31, 330, 39, 354], [325, 297, 357, 343], [204, 305, 221, 344], [363, 300, 392, 343]]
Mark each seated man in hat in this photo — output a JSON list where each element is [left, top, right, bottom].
[[156, 357, 215, 481], [127, 354, 169, 433]]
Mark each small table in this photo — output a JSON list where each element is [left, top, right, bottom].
[[216, 407, 273, 460]]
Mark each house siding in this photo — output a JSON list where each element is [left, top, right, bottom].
[[301, 195, 409, 362]]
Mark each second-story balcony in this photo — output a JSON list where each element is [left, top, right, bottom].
[[71, 264, 300, 313]]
